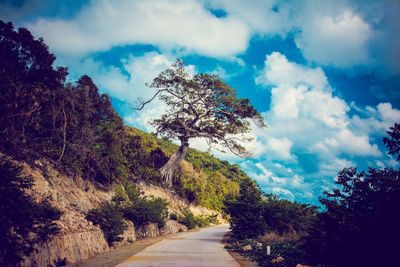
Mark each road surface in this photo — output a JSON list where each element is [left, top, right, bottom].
[[115, 224, 240, 267]]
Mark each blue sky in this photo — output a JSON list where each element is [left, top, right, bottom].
[[2, 0, 400, 205]]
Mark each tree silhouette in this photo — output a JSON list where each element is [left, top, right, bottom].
[[137, 60, 265, 186]]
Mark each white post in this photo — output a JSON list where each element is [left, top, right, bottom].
[[267, 246, 271, 255]]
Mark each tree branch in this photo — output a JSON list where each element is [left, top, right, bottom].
[[135, 89, 166, 110]]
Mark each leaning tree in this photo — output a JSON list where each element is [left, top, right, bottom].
[[137, 60, 265, 187]]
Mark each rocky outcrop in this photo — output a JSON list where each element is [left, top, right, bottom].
[[21, 220, 188, 267], [16, 159, 206, 266], [21, 230, 109, 267], [162, 220, 188, 235]]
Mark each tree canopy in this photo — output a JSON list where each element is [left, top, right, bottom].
[[138, 59, 265, 186]]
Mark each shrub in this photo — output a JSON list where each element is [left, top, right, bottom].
[[0, 155, 62, 265], [113, 184, 169, 228], [123, 197, 168, 228], [86, 202, 127, 245], [178, 209, 198, 229], [178, 209, 215, 229]]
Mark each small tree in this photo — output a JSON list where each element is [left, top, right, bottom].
[[224, 179, 267, 238], [137, 60, 265, 186]]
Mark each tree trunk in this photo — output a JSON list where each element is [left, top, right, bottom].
[[160, 139, 189, 187]]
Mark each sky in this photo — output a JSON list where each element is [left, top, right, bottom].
[[2, 0, 400, 205]]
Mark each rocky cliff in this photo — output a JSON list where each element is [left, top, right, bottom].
[[17, 158, 215, 267]]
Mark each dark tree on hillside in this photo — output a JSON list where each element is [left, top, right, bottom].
[[0, 155, 61, 265], [0, 21, 127, 185], [0, 20, 67, 153], [137, 60, 265, 186]]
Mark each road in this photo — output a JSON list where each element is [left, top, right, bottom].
[[115, 224, 240, 267]]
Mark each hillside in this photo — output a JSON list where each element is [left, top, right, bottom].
[[0, 125, 253, 266], [0, 21, 255, 266]]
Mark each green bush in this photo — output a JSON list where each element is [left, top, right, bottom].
[[178, 209, 198, 229], [123, 197, 168, 228], [113, 184, 169, 228], [0, 155, 62, 265], [224, 179, 267, 238], [178, 209, 215, 229], [86, 202, 127, 245]]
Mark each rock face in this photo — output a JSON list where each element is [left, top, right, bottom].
[[16, 159, 209, 267], [162, 220, 188, 235], [21, 230, 109, 267]]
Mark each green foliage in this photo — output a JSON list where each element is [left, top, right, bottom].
[[145, 59, 265, 157], [225, 180, 316, 240], [0, 21, 254, 222], [0, 21, 129, 185], [178, 209, 216, 229], [0, 155, 62, 265], [0, 21, 67, 155], [121, 130, 168, 184], [123, 197, 169, 228], [224, 179, 267, 238], [173, 150, 243, 211], [263, 195, 317, 235], [113, 184, 169, 228], [86, 202, 127, 245]]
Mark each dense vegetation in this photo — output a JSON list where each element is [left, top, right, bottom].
[[86, 184, 168, 245], [0, 20, 250, 206], [225, 123, 400, 267], [0, 20, 254, 264], [0, 155, 61, 265], [176, 209, 218, 229], [225, 179, 316, 240]]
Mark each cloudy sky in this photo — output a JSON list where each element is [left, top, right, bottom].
[[2, 0, 400, 204]]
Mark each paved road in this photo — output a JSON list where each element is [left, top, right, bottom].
[[115, 224, 240, 267]]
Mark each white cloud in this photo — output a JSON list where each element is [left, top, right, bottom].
[[314, 129, 381, 157], [20, 0, 397, 72], [350, 102, 400, 137], [207, 0, 292, 36], [266, 137, 294, 161], [28, 0, 250, 58], [256, 52, 328, 89], [271, 187, 295, 200], [294, 3, 372, 67], [254, 52, 383, 185], [377, 103, 400, 122]]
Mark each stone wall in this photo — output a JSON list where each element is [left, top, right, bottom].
[[21, 230, 109, 267], [16, 159, 192, 267], [20, 220, 188, 267]]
